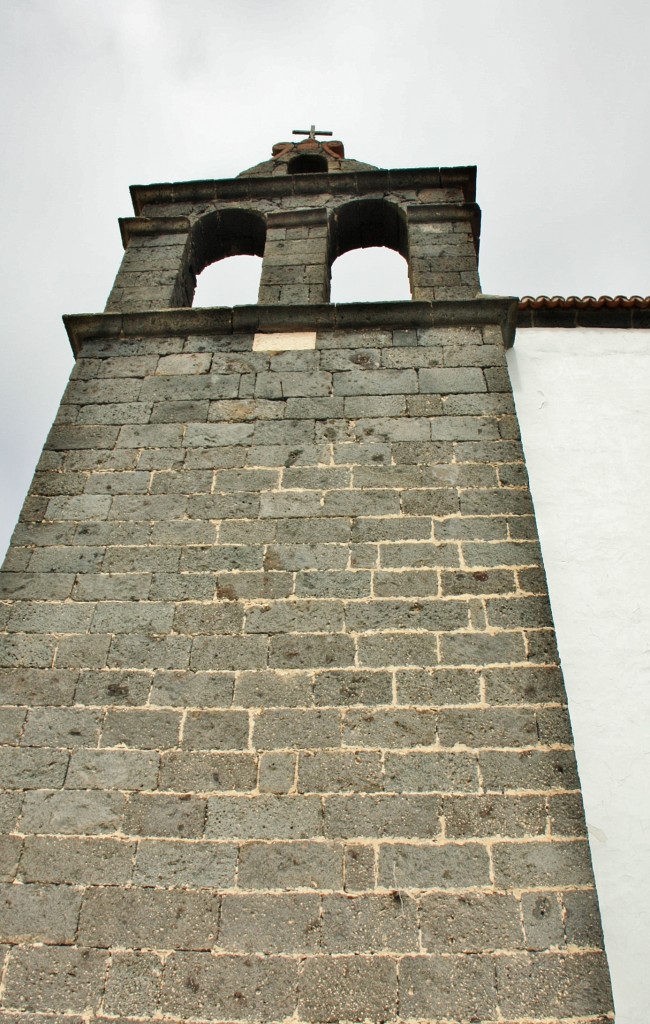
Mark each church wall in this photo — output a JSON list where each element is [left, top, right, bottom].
[[0, 319, 612, 1021]]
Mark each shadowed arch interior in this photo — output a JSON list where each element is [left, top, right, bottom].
[[329, 198, 411, 300], [189, 209, 266, 301], [287, 154, 329, 174], [329, 198, 409, 263]]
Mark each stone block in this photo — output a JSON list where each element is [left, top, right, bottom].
[[161, 952, 297, 1020], [420, 892, 523, 952], [342, 708, 438, 748], [245, 600, 344, 635], [483, 664, 565, 704], [219, 893, 321, 952], [181, 710, 249, 750], [101, 709, 181, 748], [0, 835, 22, 881], [323, 794, 441, 839], [379, 842, 490, 888], [0, 747, 69, 790], [299, 955, 396, 1022], [0, 706, 27, 742], [269, 633, 355, 669], [343, 843, 376, 891], [346, 598, 468, 633], [74, 572, 151, 601], [20, 836, 135, 884], [190, 635, 268, 671], [373, 570, 439, 598], [160, 751, 256, 791], [156, 352, 212, 375], [75, 668, 152, 706], [206, 795, 322, 840], [495, 951, 613, 1018], [0, 882, 82, 944], [419, 367, 486, 393], [357, 633, 439, 667], [8, 596, 98, 634], [399, 954, 497, 1020], [480, 749, 579, 792], [379, 541, 459, 568], [259, 751, 296, 793], [254, 709, 340, 749], [313, 669, 392, 706], [151, 669, 233, 707], [437, 707, 538, 747], [265, 544, 349, 571], [298, 751, 382, 793], [443, 794, 546, 838], [563, 889, 605, 947], [55, 633, 111, 669], [552, 794, 585, 835], [108, 634, 191, 670], [333, 369, 417, 396], [216, 568, 292, 602], [20, 790, 125, 835], [0, 632, 56, 669], [134, 840, 237, 888], [440, 630, 526, 666], [384, 751, 478, 792], [234, 669, 312, 708], [78, 886, 220, 949], [103, 951, 163, 1016], [123, 793, 206, 838], [321, 893, 418, 952], [66, 749, 159, 790], [521, 891, 565, 950], [296, 569, 371, 598], [237, 840, 343, 890], [2, 946, 107, 1012], [492, 838, 595, 887]]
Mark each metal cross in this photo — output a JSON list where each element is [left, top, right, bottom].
[[292, 124, 333, 140]]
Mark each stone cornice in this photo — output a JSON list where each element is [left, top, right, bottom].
[[129, 167, 477, 215], [64, 296, 517, 356], [118, 217, 191, 247]]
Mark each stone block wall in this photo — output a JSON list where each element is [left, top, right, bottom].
[[0, 317, 613, 1021]]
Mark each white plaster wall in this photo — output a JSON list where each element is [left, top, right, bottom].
[[507, 328, 650, 1024]]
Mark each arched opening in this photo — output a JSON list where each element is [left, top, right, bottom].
[[329, 198, 411, 301], [193, 255, 263, 307], [189, 208, 266, 307], [330, 247, 412, 302], [287, 154, 328, 174]]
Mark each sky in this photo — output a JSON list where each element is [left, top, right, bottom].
[[1, 1, 649, 1019]]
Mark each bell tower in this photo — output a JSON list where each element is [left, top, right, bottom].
[[0, 134, 614, 1022]]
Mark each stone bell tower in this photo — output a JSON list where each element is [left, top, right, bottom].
[[0, 131, 613, 1022]]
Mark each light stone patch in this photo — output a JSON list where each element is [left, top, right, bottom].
[[253, 331, 316, 352]]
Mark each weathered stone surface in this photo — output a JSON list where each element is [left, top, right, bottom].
[[0, 153, 612, 1023]]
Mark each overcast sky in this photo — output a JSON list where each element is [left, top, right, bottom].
[[1, 2, 649, 1020]]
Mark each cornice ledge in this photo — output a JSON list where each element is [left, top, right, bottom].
[[129, 166, 477, 215], [64, 296, 518, 356], [118, 217, 191, 248]]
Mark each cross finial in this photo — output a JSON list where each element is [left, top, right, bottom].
[[292, 124, 333, 141]]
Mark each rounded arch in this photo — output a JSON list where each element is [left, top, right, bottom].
[[189, 208, 266, 282], [287, 153, 329, 174], [329, 198, 409, 263]]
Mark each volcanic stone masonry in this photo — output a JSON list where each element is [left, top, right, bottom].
[[0, 136, 614, 1023]]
